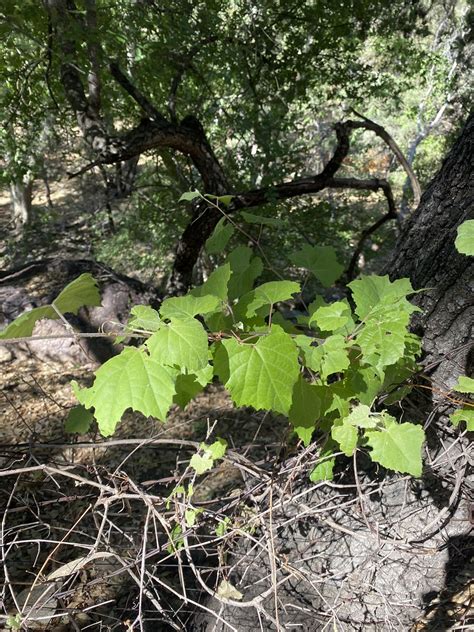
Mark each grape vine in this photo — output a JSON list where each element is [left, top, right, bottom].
[[2, 213, 473, 481]]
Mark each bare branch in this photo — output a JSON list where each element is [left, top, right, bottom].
[[350, 108, 421, 208], [109, 61, 167, 124]]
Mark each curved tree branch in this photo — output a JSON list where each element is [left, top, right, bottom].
[[350, 108, 421, 209]]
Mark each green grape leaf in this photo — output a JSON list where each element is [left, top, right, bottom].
[[160, 294, 220, 320], [190, 438, 227, 475], [290, 245, 343, 287], [310, 456, 336, 481], [309, 301, 351, 331], [72, 347, 176, 436], [0, 306, 58, 340], [240, 211, 284, 226], [356, 307, 409, 369], [185, 507, 202, 527], [64, 405, 94, 434], [227, 246, 263, 300], [288, 376, 322, 446], [345, 404, 377, 428], [192, 263, 231, 301], [190, 453, 214, 475], [205, 218, 235, 254], [127, 305, 161, 332], [239, 281, 300, 318], [365, 417, 424, 476], [146, 318, 209, 371], [166, 524, 184, 553], [215, 517, 231, 536], [331, 418, 358, 456], [174, 364, 213, 408], [0, 273, 100, 339], [450, 407, 474, 431], [348, 275, 415, 320], [455, 220, 474, 255], [179, 190, 201, 202], [53, 273, 101, 314], [310, 441, 337, 481], [215, 331, 299, 415], [452, 376, 474, 393], [309, 334, 350, 381], [207, 437, 228, 460]]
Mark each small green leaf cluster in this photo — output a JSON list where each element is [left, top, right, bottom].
[[0, 249, 428, 478]]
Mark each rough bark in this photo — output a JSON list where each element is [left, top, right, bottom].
[[188, 116, 474, 631], [388, 112, 474, 390]]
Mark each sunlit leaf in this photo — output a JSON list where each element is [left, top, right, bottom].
[[146, 318, 209, 371], [72, 347, 176, 436], [452, 375, 474, 393], [331, 418, 358, 456], [127, 305, 161, 332], [450, 407, 474, 431], [214, 331, 299, 415], [365, 417, 424, 476], [179, 190, 201, 202], [160, 294, 220, 320]]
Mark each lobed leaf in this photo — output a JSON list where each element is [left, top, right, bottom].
[[309, 301, 352, 332], [348, 275, 415, 320], [215, 331, 300, 415], [127, 305, 161, 332], [288, 376, 323, 446], [452, 375, 474, 393], [160, 294, 220, 320], [192, 263, 232, 301], [331, 418, 358, 456], [365, 417, 424, 476], [146, 318, 209, 371], [290, 245, 343, 287], [238, 280, 300, 318], [450, 408, 474, 431], [72, 347, 176, 436]]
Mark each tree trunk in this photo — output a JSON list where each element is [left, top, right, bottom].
[[189, 116, 474, 631], [10, 176, 34, 231]]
